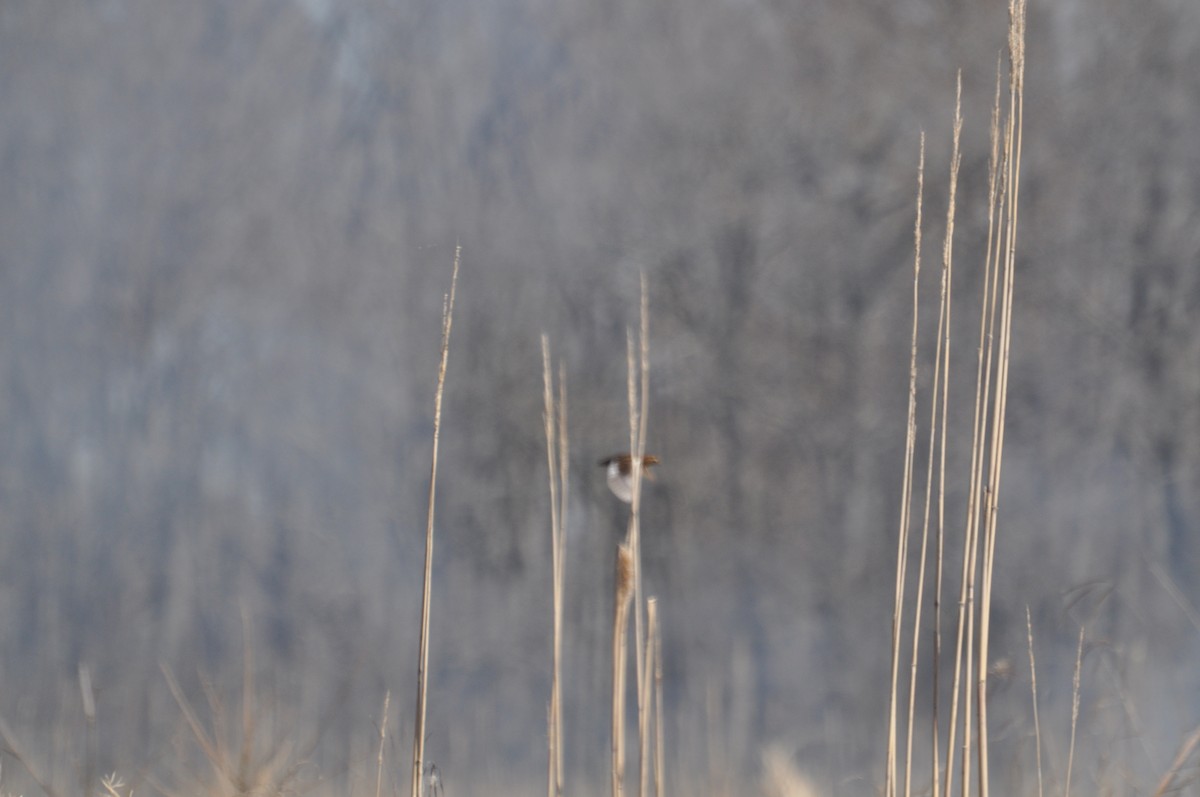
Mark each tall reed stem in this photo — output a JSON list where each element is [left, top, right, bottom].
[[410, 248, 460, 797], [542, 337, 569, 797]]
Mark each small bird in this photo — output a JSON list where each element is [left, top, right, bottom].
[[599, 453, 660, 503]]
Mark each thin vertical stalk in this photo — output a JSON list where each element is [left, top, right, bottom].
[[977, 7, 1025, 792], [557, 362, 570, 792], [542, 337, 567, 797], [79, 663, 96, 797], [905, 193, 942, 797], [626, 331, 642, 705], [410, 248, 460, 797], [1026, 608, 1044, 797], [626, 275, 651, 717], [943, 55, 1007, 797], [967, 110, 1009, 797], [376, 691, 391, 797], [623, 274, 652, 780], [548, 701, 557, 797], [931, 73, 962, 797], [654, 614, 665, 797], [906, 74, 962, 797], [886, 133, 924, 797], [637, 272, 650, 634], [1064, 627, 1084, 797], [613, 544, 635, 797], [640, 599, 658, 797]]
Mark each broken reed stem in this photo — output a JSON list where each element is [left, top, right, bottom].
[[376, 691, 391, 797], [1026, 609, 1044, 797], [1064, 627, 1084, 797], [886, 132, 924, 797], [557, 362, 569, 792], [542, 337, 568, 797], [410, 247, 460, 797], [640, 599, 659, 797], [654, 613, 665, 797], [613, 543, 635, 797]]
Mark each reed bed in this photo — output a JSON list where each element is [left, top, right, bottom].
[[11, 5, 1200, 797], [884, 3, 1034, 796]]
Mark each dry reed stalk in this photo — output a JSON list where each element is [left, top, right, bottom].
[[654, 610, 665, 797], [705, 679, 724, 796], [943, 43, 1010, 797], [542, 336, 569, 797], [239, 609, 255, 791], [625, 273, 651, 720], [1152, 723, 1200, 797], [160, 665, 224, 776], [964, 106, 1002, 797], [613, 542, 635, 797], [931, 73, 962, 797], [159, 659, 300, 797], [904, 73, 963, 797], [618, 273, 652, 789], [79, 663, 97, 797], [100, 774, 127, 797], [882, 6, 1024, 795], [410, 247, 460, 797], [1148, 561, 1200, 635], [0, 713, 59, 797], [640, 598, 659, 797], [977, 7, 1026, 793], [969, 112, 1009, 797], [1064, 627, 1084, 797], [376, 691, 391, 797], [886, 132, 924, 797], [556, 361, 569, 792], [626, 328, 641, 685], [1026, 609, 1044, 797], [548, 699, 557, 797], [542, 336, 560, 754]]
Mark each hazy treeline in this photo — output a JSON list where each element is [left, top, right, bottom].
[[0, 0, 1197, 793]]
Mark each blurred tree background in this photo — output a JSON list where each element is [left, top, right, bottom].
[[0, 0, 1197, 794]]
